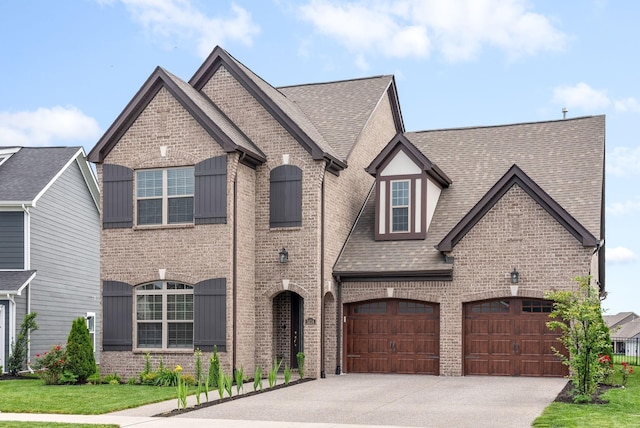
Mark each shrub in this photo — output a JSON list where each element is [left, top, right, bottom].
[[194, 349, 208, 404], [283, 364, 292, 384], [268, 359, 281, 388], [32, 344, 66, 385], [7, 313, 38, 375], [154, 366, 180, 387], [253, 366, 263, 391], [234, 366, 244, 394], [65, 317, 96, 383], [620, 362, 634, 387], [546, 276, 612, 402], [103, 373, 121, 384]]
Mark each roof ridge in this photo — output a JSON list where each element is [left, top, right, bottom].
[[278, 74, 393, 90], [408, 115, 603, 134]]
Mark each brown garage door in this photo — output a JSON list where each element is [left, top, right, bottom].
[[464, 298, 567, 377], [345, 299, 439, 374]]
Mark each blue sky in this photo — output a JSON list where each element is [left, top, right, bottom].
[[1, 0, 638, 315]]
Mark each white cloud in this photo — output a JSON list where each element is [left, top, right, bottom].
[[298, 0, 566, 64], [614, 97, 640, 113], [606, 198, 640, 216], [105, 0, 260, 58], [607, 146, 640, 176], [607, 246, 639, 264], [0, 106, 101, 147], [552, 82, 610, 112]]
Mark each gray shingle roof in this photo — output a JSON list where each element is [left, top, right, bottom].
[[0, 147, 81, 203], [0, 270, 36, 294], [335, 116, 605, 275], [605, 312, 640, 329], [613, 318, 640, 339], [279, 76, 394, 161]]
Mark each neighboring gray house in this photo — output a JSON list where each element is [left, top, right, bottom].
[[0, 146, 101, 372], [605, 312, 640, 355]]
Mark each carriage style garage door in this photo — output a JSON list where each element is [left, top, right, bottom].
[[345, 299, 439, 375], [464, 298, 568, 377]]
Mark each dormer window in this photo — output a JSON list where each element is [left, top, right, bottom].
[[391, 180, 410, 232], [366, 134, 452, 242]]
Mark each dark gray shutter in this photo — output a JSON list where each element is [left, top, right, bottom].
[[270, 165, 302, 228], [102, 281, 132, 351], [0, 211, 24, 269], [103, 164, 133, 229], [193, 278, 226, 352], [194, 156, 227, 224]]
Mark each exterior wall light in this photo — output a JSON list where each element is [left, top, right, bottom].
[[279, 247, 289, 263], [510, 268, 519, 296]]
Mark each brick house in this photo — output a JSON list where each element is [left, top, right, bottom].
[[88, 46, 604, 379]]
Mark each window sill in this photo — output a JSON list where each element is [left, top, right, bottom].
[[269, 226, 303, 232], [133, 223, 195, 231], [133, 349, 195, 354]]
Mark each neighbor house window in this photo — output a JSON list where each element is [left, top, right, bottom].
[[135, 281, 194, 349], [86, 312, 96, 351], [391, 180, 410, 232], [136, 167, 194, 225]]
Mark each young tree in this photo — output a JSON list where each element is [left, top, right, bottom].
[[7, 312, 38, 376], [65, 317, 96, 383], [546, 276, 612, 403]]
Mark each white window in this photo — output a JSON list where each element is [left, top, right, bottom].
[[85, 312, 96, 351], [136, 167, 194, 225], [135, 281, 194, 349], [391, 180, 410, 232]]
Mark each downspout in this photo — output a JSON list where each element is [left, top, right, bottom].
[[232, 161, 238, 373], [320, 171, 326, 379], [335, 276, 342, 375], [22, 204, 33, 372]]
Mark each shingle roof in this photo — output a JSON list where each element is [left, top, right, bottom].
[[335, 116, 605, 275], [0, 147, 81, 203], [0, 270, 36, 294], [279, 75, 396, 161], [604, 312, 640, 329], [613, 318, 640, 339]]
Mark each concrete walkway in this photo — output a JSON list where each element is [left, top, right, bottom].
[[0, 374, 567, 428]]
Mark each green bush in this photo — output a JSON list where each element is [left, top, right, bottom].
[[65, 317, 96, 383], [7, 313, 38, 375], [208, 345, 220, 389], [32, 344, 66, 385], [103, 373, 121, 384]]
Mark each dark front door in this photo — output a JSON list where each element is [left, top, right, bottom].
[[290, 293, 303, 368], [464, 298, 567, 377], [345, 299, 439, 374]]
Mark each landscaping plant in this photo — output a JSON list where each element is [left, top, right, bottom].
[[32, 344, 66, 385], [620, 362, 634, 387], [208, 345, 220, 389], [546, 276, 612, 403], [7, 312, 38, 375], [217, 364, 225, 399], [234, 366, 244, 395], [65, 317, 97, 383], [194, 348, 208, 404], [253, 365, 263, 391], [283, 364, 292, 384], [268, 358, 281, 388], [296, 352, 305, 379], [223, 370, 233, 398], [175, 365, 187, 409]]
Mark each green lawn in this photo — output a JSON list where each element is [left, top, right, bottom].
[[0, 380, 181, 414], [0, 423, 116, 428], [534, 367, 640, 427]]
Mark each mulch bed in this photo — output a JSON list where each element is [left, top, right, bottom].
[[155, 377, 314, 417], [554, 381, 618, 404]]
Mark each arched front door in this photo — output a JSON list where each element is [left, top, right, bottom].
[[273, 291, 303, 368]]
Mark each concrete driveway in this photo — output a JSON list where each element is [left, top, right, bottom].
[[177, 374, 567, 428]]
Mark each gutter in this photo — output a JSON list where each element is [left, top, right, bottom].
[[320, 171, 326, 378]]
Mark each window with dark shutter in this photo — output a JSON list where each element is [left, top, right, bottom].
[[0, 211, 24, 269], [103, 164, 133, 229], [270, 165, 302, 228], [102, 281, 133, 351], [193, 278, 226, 352], [194, 156, 227, 224]]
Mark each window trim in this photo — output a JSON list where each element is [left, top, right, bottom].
[[135, 167, 194, 226], [390, 179, 410, 233], [375, 173, 426, 241], [134, 281, 194, 350], [85, 312, 96, 352]]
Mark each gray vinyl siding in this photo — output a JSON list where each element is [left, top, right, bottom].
[[29, 160, 101, 362], [0, 211, 24, 269]]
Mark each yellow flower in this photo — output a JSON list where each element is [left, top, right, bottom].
[[175, 365, 183, 372]]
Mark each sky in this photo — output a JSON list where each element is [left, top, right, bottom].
[[0, 0, 638, 316]]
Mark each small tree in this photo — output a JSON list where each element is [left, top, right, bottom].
[[7, 312, 38, 376], [546, 276, 612, 403], [65, 317, 96, 383]]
